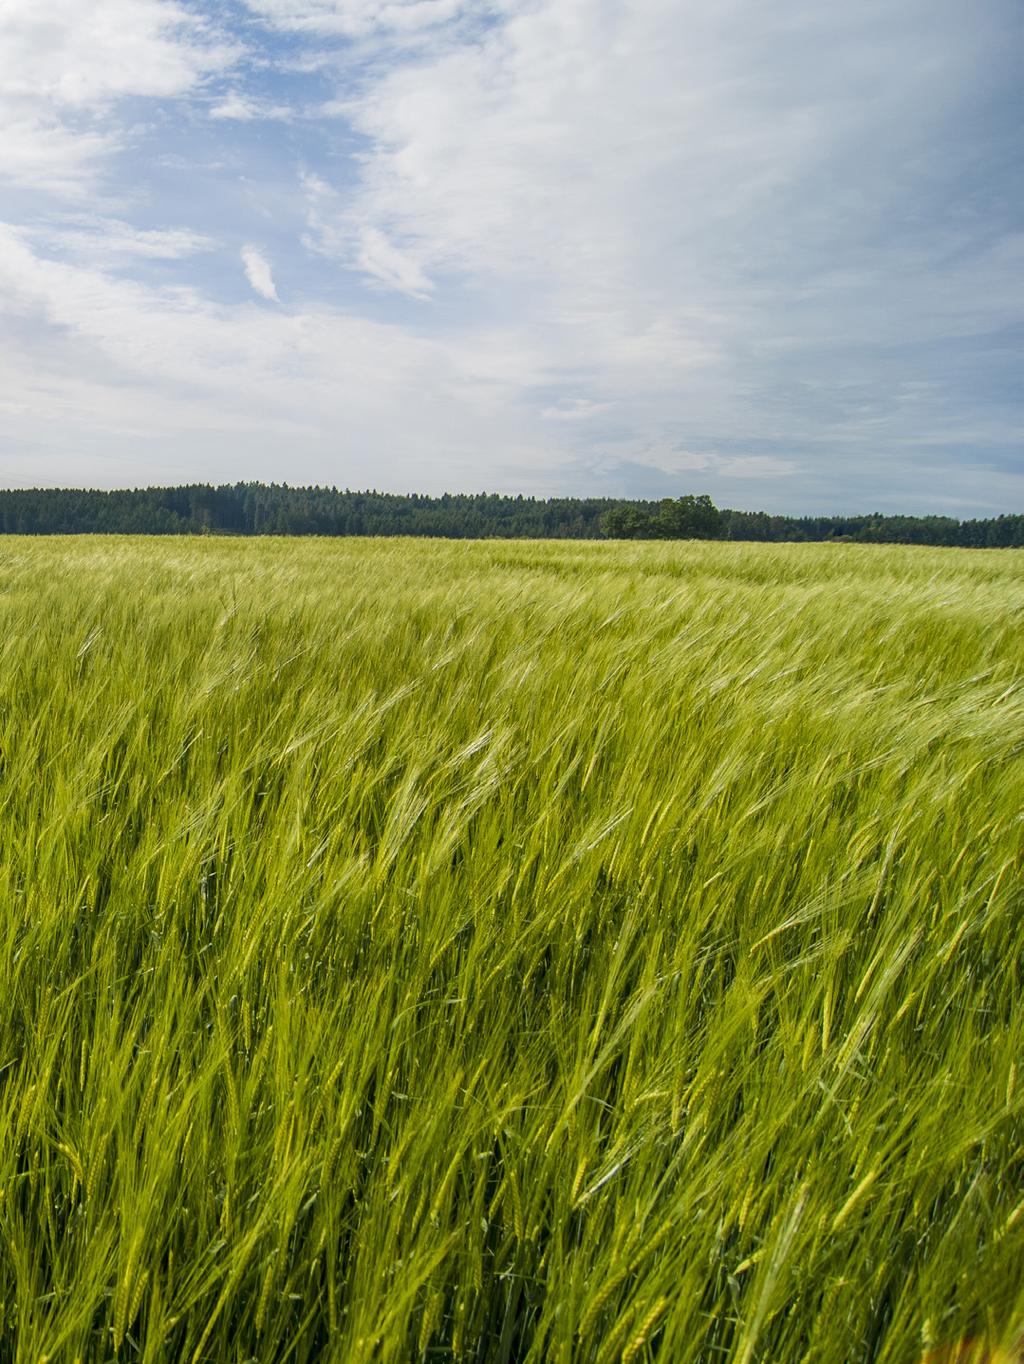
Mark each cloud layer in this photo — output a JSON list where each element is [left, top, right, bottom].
[[0, 0, 1021, 512]]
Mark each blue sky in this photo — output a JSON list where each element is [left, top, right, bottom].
[[0, 0, 1021, 514]]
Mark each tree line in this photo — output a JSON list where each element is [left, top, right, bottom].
[[0, 483, 1019, 546]]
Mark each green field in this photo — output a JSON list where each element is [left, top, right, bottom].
[[0, 537, 1021, 1363]]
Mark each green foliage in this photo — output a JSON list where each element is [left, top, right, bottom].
[[0, 482, 1021, 546], [0, 537, 1022, 1362], [602, 495, 723, 540]]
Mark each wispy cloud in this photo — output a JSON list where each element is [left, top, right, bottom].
[[243, 0, 465, 38], [355, 229, 433, 299], [542, 400, 615, 422], [241, 245, 280, 301], [35, 216, 215, 261], [210, 92, 293, 122], [640, 448, 800, 481]]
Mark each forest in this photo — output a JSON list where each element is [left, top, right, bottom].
[[0, 482, 1020, 546]]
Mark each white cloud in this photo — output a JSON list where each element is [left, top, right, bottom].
[[541, 399, 614, 422], [35, 217, 215, 261], [282, 0, 1022, 509], [210, 92, 293, 121], [639, 448, 800, 481], [0, 0, 232, 107], [355, 228, 433, 299], [243, 0, 464, 38], [301, 176, 434, 298], [241, 245, 280, 301], [0, 121, 116, 197], [0, 225, 563, 491], [0, 0, 239, 189]]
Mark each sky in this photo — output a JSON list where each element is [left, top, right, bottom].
[[0, 0, 1021, 514]]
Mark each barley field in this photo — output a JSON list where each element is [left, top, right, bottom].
[[0, 536, 1021, 1363]]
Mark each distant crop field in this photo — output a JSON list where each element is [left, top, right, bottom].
[[0, 537, 1021, 1363]]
